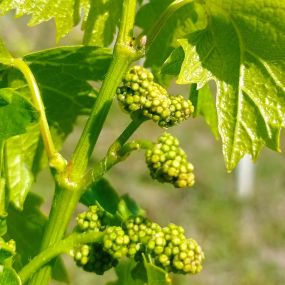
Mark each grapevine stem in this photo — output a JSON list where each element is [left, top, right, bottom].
[[137, 0, 194, 51], [71, 0, 141, 182], [11, 58, 57, 162], [28, 1, 140, 285], [19, 231, 104, 284], [82, 118, 145, 187], [28, 183, 81, 285]]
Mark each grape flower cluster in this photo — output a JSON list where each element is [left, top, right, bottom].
[[71, 205, 204, 276], [146, 133, 195, 188], [116, 65, 194, 127]]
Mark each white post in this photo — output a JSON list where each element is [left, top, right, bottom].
[[236, 155, 255, 198]]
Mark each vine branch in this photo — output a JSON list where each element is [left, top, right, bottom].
[[19, 232, 104, 284], [82, 118, 147, 188], [70, 0, 142, 182]]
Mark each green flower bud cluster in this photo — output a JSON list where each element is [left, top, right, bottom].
[[76, 205, 106, 232], [116, 65, 194, 127], [71, 243, 118, 275], [155, 224, 204, 274], [72, 207, 204, 276], [146, 133, 195, 188], [103, 226, 130, 259], [123, 216, 204, 275], [123, 215, 161, 257]]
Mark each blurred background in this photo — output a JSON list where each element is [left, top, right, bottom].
[[1, 12, 285, 285]]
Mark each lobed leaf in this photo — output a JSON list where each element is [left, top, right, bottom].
[[0, 0, 122, 43], [83, 0, 123, 47], [5, 124, 40, 210], [24, 46, 112, 139], [0, 39, 12, 63], [80, 178, 120, 215], [107, 259, 145, 285], [143, 257, 172, 285], [163, 0, 285, 171], [136, 0, 207, 71], [0, 88, 38, 142], [0, 0, 81, 41], [0, 267, 21, 285], [189, 83, 219, 139]]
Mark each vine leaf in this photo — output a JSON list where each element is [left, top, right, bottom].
[[0, 0, 122, 43], [163, 0, 285, 171], [143, 255, 172, 285], [83, 0, 123, 47], [189, 83, 219, 139], [136, 0, 207, 71], [24, 46, 112, 139], [5, 193, 69, 283], [0, 0, 80, 41], [107, 259, 145, 285], [0, 88, 38, 142], [5, 124, 40, 210], [0, 39, 12, 62], [80, 178, 145, 220], [80, 178, 120, 215], [0, 267, 21, 285]]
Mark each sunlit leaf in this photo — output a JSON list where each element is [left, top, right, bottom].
[[163, 0, 285, 170], [0, 88, 37, 142], [0, 267, 21, 285], [83, 0, 122, 47]]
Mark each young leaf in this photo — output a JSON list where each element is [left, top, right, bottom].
[[83, 0, 123, 47], [143, 255, 172, 285], [163, 0, 285, 171], [107, 259, 145, 285], [80, 178, 120, 215], [5, 124, 40, 210], [0, 267, 21, 285], [24, 46, 112, 139], [189, 83, 219, 139], [0, 0, 82, 40], [117, 195, 145, 220], [0, 39, 12, 63], [136, 0, 207, 70], [0, 88, 38, 142]]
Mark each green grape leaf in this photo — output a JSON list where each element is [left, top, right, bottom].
[[0, 0, 80, 40], [0, 88, 38, 141], [80, 178, 120, 215], [0, 267, 21, 285], [0, 39, 12, 63], [163, 0, 285, 171], [0, 178, 7, 219], [51, 258, 69, 284], [83, 0, 122, 47], [107, 259, 145, 285], [136, 0, 207, 71], [117, 195, 145, 221], [5, 124, 40, 210], [0, 238, 15, 264], [24, 46, 112, 139], [189, 83, 219, 139], [143, 255, 172, 285], [0, 218, 6, 237], [4, 193, 68, 283]]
